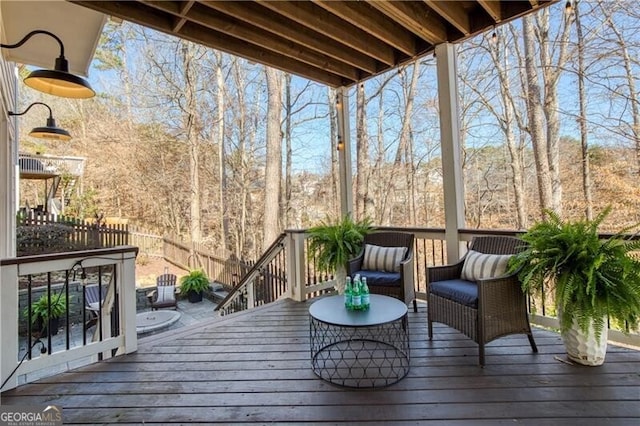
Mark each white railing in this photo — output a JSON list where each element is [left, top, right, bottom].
[[18, 153, 85, 177], [0, 246, 138, 392], [287, 227, 640, 349]]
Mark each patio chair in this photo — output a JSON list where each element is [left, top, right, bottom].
[[427, 235, 538, 366], [347, 231, 417, 312], [146, 273, 179, 310], [84, 284, 107, 331]]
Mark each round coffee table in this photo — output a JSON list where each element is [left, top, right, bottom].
[[309, 294, 410, 388]]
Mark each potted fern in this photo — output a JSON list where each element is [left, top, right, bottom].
[[307, 214, 372, 293], [509, 207, 640, 365], [180, 269, 210, 303], [24, 293, 67, 336]]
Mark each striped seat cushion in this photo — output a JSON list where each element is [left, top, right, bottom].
[[362, 244, 407, 273], [460, 250, 512, 281]]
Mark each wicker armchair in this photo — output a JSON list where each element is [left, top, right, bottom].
[[427, 235, 537, 366], [347, 231, 416, 312]]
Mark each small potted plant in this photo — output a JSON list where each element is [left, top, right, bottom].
[[24, 293, 68, 336], [180, 269, 210, 303], [509, 207, 640, 365], [307, 214, 372, 293]]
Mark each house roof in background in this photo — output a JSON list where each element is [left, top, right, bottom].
[[70, 0, 558, 87], [0, 0, 106, 76]]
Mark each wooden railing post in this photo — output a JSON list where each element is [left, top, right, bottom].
[[246, 281, 255, 309], [118, 248, 138, 355], [286, 230, 306, 302]]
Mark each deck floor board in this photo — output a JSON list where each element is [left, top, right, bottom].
[[3, 298, 640, 424]]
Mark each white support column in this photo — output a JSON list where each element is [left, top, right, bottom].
[[436, 43, 465, 262], [0, 263, 19, 395], [0, 57, 18, 401], [336, 87, 353, 217], [0, 62, 18, 258]]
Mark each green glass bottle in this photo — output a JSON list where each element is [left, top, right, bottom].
[[351, 275, 362, 310], [344, 276, 353, 309], [361, 277, 370, 310]]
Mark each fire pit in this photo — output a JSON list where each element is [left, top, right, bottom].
[[136, 310, 181, 334]]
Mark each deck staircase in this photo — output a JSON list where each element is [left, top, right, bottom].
[[210, 283, 229, 303], [19, 153, 85, 214]]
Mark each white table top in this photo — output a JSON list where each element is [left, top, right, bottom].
[[309, 294, 407, 327]]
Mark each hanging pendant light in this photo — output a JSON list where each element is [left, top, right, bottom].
[[9, 102, 72, 141], [1, 30, 95, 99]]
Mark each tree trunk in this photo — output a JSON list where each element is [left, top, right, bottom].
[[575, 0, 593, 220], [181, 41, 202, 243], [262, 67, 283, 248], [284, 74, 293, 227], [490, 31, 528, 228], [539, 9, 572, 215], [523, 17, 554, 213], [402, 62, 420, 225], [355, 83, 371, 219], [215, 52, 229, 251], [328, 88, 339, 215]]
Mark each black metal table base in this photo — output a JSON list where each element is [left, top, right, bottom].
[[309, 315, 410, 388]]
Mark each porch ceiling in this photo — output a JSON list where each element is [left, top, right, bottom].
[[70, 0, 558, 87], [0, 1, 106, 76]]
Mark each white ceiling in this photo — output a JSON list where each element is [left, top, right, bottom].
[[0, 0, 106, 76]]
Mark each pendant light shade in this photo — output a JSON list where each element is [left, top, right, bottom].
[[9, 102, 72, 141], [1, 30, 95, 99], [29, 118, 72, 140]]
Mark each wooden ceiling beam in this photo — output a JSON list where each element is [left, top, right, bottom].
[[144, 1, 361, 81], [424, 1, 472, 35], [312, 0, 418, 57], [172, 0, 196, 32], [202, 0, 379, 75], [256, 0, 397, 66], [71, 0, 348, 87], [71, 0, 560, 88], [177, 21, 349, 87], [477, 0, 502, 22], [365, 0, 449, 44]]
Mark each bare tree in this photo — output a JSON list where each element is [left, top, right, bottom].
[[598, 1, 640, 176], [523, 15, 556, 213], [214, 51, 229, 251], [463, 30, 529, 228], [355, 83, 372, 219], [328, 87, 340, 216], [180, 41, 203, 244], [262, 67, 283, 247], [574, 0, 593, 219], [283, 73, 293, 227]]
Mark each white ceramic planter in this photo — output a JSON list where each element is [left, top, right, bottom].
[[561, 315, 608, 366], [334, 267, 347, 294]]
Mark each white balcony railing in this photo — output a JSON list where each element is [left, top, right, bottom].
[[0, 246, 138, 391], [221, 227, 640, 349], [4, 228, 638, 392], [18, 153, 85, 177]]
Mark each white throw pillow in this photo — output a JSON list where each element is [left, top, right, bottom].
[[460, 250, 512, 281], [156, 285, 175, 303], [362, 244, 408, 272]]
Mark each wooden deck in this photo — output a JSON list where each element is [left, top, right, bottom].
[[3, 298, 640, 424]]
